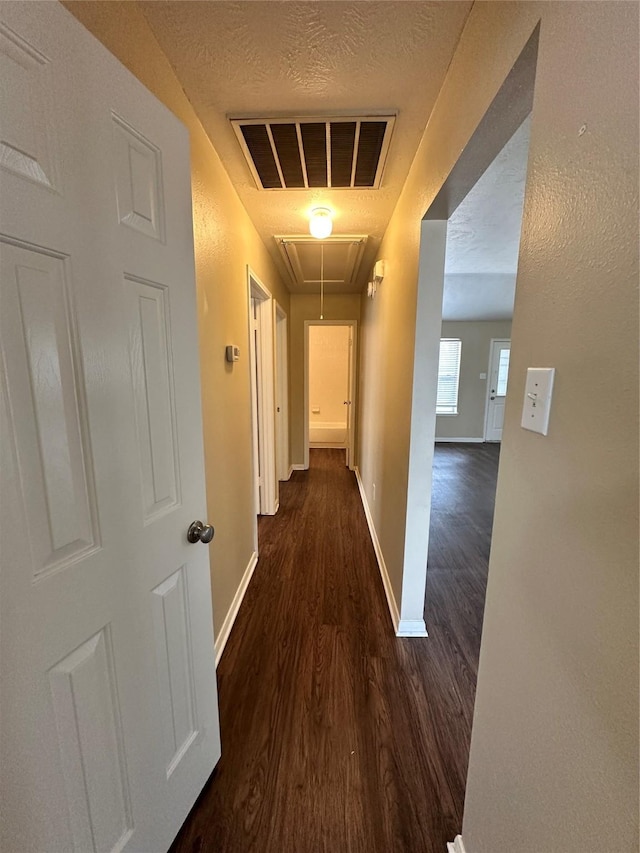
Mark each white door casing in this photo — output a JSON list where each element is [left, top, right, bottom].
[[484, 339, 511, 441], [0, 5, 221, 852], [247, 268, 277, 517]]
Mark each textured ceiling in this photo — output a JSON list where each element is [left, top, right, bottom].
[[138, 0, 472, 292], [443, 117, 531, 320]]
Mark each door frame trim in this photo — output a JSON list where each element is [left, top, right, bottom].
[[303, 319, 358, 471], [247, 267, 278, 524]]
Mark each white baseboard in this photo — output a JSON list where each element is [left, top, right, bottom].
[[286, 465, 294, 480], [214, 550, 258, 667], [447, 835, 466, 853], [354, 467, 400, 633], [435, 437, 484, 443], [397, 618, 428, 637], [291, 463, 307, 471]]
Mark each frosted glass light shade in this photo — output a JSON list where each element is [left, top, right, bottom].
[[309, 208, 332, 239]]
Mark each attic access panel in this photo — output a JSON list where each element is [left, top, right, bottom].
[[275, 236, 368, 291], [231, 116, 395, 190]]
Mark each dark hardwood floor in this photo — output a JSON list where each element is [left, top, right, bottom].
[[170, 445, 500, 853]]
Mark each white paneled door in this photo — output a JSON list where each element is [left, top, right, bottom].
[[0, 4, 221, 851], [484, 339, 511, 442]]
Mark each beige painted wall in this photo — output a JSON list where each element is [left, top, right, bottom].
[[290, 294, 361, 466], [309, 326, 350, 427], [436, 320, 512, 440], [63, 2, 290, 643], [358, 2, 638, 851]]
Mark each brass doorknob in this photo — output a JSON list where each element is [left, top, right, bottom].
[[187, 520, 215, 544]]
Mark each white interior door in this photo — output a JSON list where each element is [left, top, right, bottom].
[[249, 296, 263, 514], [0, 5, 220, 852], [275, 305, 289, 482], [485, 339, 511, 441], [345, 324, 355, 469]]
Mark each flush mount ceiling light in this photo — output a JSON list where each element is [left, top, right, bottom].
[[309, 207, 333, 240]]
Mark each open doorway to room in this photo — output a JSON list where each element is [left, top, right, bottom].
[[304, 321, 357, 470], [427, 114, 530, 671]]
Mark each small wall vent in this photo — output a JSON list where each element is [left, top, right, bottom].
[[231, 115, 395, 190]]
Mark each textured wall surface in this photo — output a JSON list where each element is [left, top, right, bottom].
[[289, 293, 361, 465], [309, 326, 350, 427], [63, 1, 290, 642], [436, 320, 512, 440], [358, 2, 638, 851]]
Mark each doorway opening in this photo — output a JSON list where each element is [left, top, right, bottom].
[[304, 321, 357, 471], [400, 25, 539, 639], [247, 268, 277, 525], [427, 112, 531, 633]]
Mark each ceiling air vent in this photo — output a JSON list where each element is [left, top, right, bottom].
[[231, 115, 395, 190], [274, 235, 368, 292]]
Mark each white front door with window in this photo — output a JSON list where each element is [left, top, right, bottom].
[[0, 4, 220, 851], [485, 339, 511, 441]]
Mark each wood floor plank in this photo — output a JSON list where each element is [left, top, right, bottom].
[[170, 445, 500, 852]]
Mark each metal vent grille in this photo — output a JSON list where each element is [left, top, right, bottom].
[[231, 116, 395, 190], [274, 235, 368, 291]]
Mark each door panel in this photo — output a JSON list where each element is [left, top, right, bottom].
[[112, 114, 165, 242], [485, 340, 511, 442], [125, 274, 180, 522], [0, 20, 60, 192], [48, 627, 134, 853], [0, 4, 220, 851], [0, 238, 99, 579], [151, 566, 199, 778]]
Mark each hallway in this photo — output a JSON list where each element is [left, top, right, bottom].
[[170, 447, 499, 852], [2, 5, 635, 851]]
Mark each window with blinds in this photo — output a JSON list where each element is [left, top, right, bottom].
[[436, 338, 462, 415]]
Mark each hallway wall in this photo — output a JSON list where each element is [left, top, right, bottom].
[[358, 2, 638, 851], [64, 1, 291, 646], [289, 294, 361, 466], [436, 320, 512, 441]]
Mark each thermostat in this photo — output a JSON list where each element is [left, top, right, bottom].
[[225, 345, 240, 363]]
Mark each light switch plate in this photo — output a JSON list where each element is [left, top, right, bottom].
[[521, 368, 555, 435]]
